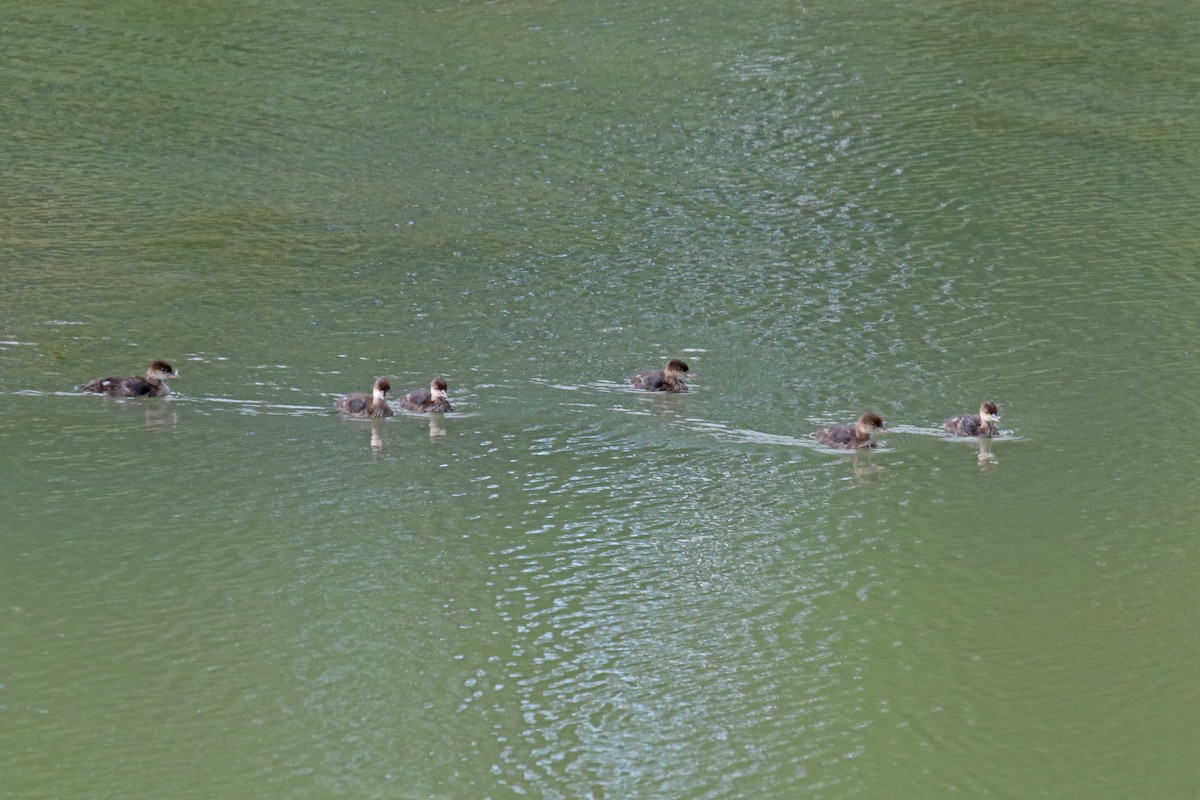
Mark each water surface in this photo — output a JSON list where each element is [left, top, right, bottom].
[[3, 1, 1199, 798]]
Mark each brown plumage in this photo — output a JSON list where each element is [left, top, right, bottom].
[[76, 360, 179, 397], [629, 359, 691, 392], [944, 401, 1001, 437], [335, 377, 394, 418], [399, 376, 453, 413], [814, 412, 887, 449]]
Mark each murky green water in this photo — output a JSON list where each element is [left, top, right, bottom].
[[3, 1, 1199, 798]]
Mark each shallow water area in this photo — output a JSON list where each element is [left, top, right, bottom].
[[3, 1, 1200, 798]]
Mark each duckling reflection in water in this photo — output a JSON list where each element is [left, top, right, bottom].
[[427, 413, 447, 438], [76, 360, 179, 397], [142, 404, 178, 429], [975, 435, 998, 467], [814, 412, 887, 449], [629, 359, 691, 392]]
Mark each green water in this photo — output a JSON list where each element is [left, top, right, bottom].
[[3, 1, 1199, 798]]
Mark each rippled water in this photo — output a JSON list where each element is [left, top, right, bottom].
[[3, 1, 1199, 798]]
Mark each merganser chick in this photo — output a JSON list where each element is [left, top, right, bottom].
[[629, 359, 691, 392], [336, 377, 393, 418], [76, 360, 179, 397], [814, 412, 887, 449], [399, 376, 452, 413], [944, 401, 1001, 437]]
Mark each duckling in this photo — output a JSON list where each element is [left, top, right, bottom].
[[629, 359, 691, 392], [944, 401, 1001, 437], [399, 376, 453, 413], [814, 412, 887, 449], [335, 377, 394, 418], [76, 360, 179, 397]]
